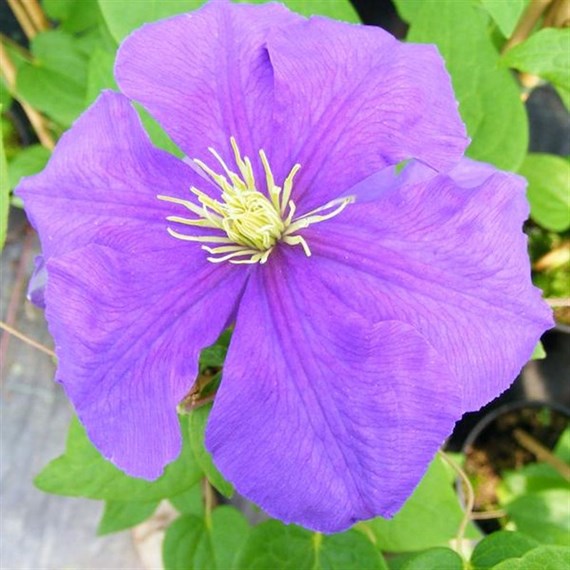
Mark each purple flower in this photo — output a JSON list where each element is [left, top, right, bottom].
[[17, 1, 552, 532]]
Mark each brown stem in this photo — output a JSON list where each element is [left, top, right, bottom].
[[438, 450, 474, 558], [0, 41, 55, 150], [544, 0, 570, 27], [471, 509, 507, 520], [547, 298, 570, 308], [533, 242, 570, 272], [513, 429, 570, 481], [21, 0, 50, 34], [503, 0, 554, 53], [6, 0, 38, 39], [0, 321, 56, 359]]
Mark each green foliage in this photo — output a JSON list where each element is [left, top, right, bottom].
[[504, 489, 570, 546], [188, 404, 234, 497], [243, 0, 360, 22], [15, 30, 91, 127], [0, 105, 8, 250], [365, 456, 479, 552], [35, 416, 202, 501], [480, 0, 527, 38], [502, 29, 570, 92], [43, 0, 103, 33], [199, 329, 231, 370], [7, 144, 51, 190], [491, 545, 570, 570], [471, 531, 541, 569], [31, 31, 89, 85], [235, 521, 387, 570], [16, 65, 85, 127], [395, 0, 528, 171], [98, 0, 359, 43], [85, 49, 117, 106], [169, 482, 205, 517], [530, 341, 546, 361], [163, 506, 250, 570], [396, 547, 463, 570], [519, 153, 570, 232], [97, 499, 159, 535]]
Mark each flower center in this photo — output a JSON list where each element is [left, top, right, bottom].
[[157, 138, 354, 264]]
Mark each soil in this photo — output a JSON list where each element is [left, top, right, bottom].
[[463, 404, 568, 531]]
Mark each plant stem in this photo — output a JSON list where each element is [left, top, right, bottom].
[[470, 509, 507, 520], [437, 450, 474, 558], [503, 0, 554, 53], [0, 321, 56, 358], [203, 479, 216, 530], [20, 0, 49, 34], [544, 0, 570, 27], [0, 41, 55, 150], [6, 0, 37, 39], [513, 428, 570, 481]]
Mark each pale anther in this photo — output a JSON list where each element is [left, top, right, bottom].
[[157, 137, 354, 264]]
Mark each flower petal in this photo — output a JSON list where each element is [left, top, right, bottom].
[[206, 254, 460, 532], [115, 1, 301, 172], [265, 17, 469, 211], [16, 91, 210, 262], [45, 243, 247, 479], [302, 159, 553, 411]]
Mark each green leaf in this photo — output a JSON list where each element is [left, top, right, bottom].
[[97, 499, 159, 535], [31, 30, 89, 85], [366, 456, 480, 552], [395, 0, 528, 171], [491, 545, 570, 570], [0, 104, 8, 251], [16, 64, 85, 127], [188, 404, 233, 498], [530, 341, 546, 360], [236, 521, 387, 570], [35, 416, 203, 501], [199, 329, 231, 370], [399, 547, 463, 570], [519, 153, 570, 232], [480, 0, 527, 38], [137, 105, 183, 157], [162, 506, 250, 570], [44, 0, 103, 33], [99, 0, 359, 44], [85, 48, 117, 106], [505, 489, 570, 545], [7, 144, 51, 190], [500, 463, 569, 502], [169, 482, 204, 517], [470, 531, 540, 570], [98, 0, 202, 43], [244, 0, 359, 22], [502, 28, 570, 91]]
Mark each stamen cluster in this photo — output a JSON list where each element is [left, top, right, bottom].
[[158, 138, 353, 264]]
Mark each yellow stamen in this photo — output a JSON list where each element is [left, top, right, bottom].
[[157, 138, 354, 264]]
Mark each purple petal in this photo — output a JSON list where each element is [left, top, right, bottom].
[[265, 17, 468, 212], [302, 159, 553, 411], [115, 1, 301, 179], [206, 255, 460, 532], [16, 91, 212, 262], [27, 255, 47, 309], [46, 243, 247, 479]]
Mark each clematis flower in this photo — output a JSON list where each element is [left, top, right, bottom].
[[17, 0, 552, 532]]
